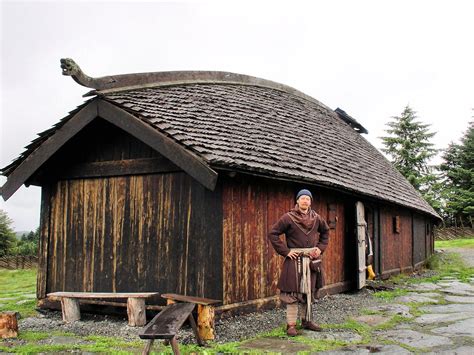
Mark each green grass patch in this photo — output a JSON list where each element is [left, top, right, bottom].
[[425, 252, 474, 283], [435, 238, 474, 249], [82, 335, 144, 352], [0, 268, 37, 317]]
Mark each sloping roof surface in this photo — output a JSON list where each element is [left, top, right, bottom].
[[1, 76, 438, 218], [101, 83, 437, 217]]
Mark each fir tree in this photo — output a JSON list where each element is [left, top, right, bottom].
[[381, 105, 438, 208], [439, 121, 474, 227]]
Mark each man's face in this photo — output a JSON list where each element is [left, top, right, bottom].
[[297, 195, 312, 210]]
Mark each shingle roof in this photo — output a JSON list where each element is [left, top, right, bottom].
[[101, 82, 437, 218], [1, 73, 439, 218]]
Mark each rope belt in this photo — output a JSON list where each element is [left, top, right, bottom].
[[290, 247, 317, 321]]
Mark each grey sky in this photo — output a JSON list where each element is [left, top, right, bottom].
[[1, 0, 473, 231]]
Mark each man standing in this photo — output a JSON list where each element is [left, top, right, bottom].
[[268, 189, 330, 336]]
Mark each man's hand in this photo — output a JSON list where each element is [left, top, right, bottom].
[[309, 248, 321, 259], [287, 250, 299, 260]]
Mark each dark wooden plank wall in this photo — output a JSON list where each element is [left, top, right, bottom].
[[45, 172, 222, 301], [38, 119, 222, 302], [413, 214, 427, 265], [380, 206, 412, 274], [222, 176, 347, 304]]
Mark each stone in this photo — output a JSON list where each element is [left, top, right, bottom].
[[427, 346, 474, 355], [352, 315, 391, 326], [441, 289, 474, 296], [420, 303, 474, 314], [414, 312, 472, 325], [368, 304, 411, 317], [445, 295, 474, 303], [303, 330, 362, 343], [379, 329, 452, 348], [369, 344, 412, 354], [407, 283, 441, 291], [431, 318, 474, 337], [318, 344, 411, 354], [239, 338, 311, 354], [394, 294, 439, 304]]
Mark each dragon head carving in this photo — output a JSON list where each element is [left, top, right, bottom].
[[60, 58, 81, 76]]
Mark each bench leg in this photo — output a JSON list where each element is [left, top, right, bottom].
[[170, 336, 180, 355], [61, 298, 81, 323], [142, 339, 154, 355], [197, 305, 215, 341], [127, 298, 146, 326], [187, 314, 204, 346]]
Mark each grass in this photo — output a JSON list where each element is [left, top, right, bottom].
[[435, 237, 474, 249], [425, 251, 474, 283], [0, 268, 37, 317]]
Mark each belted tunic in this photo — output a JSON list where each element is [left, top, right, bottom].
[[268, 208, 330, 294]]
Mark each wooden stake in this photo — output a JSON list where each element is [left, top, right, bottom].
[[197, 305, 215, 341], [0, 312, 18, 339], [61, 298, 81, 323], [127, 298, 146, 326]]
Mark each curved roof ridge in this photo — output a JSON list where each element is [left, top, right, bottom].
[[60, 58, 332, 112]]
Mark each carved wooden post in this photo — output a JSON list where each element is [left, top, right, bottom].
[[197, 305, 215, 340], [0, 312, 18, 339], [127, 298, 146, 326]]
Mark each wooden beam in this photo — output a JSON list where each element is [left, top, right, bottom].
[[97, 100, 218, 191], [1, 101, 99, 201], [37, 157, 181, 181]]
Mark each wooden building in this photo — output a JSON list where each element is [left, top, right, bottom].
[[1, 59, 440, 313]]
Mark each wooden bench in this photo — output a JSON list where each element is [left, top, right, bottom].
[[161, 293, 220, 341], [139, 302, 202, 355], [47, 292, 159, 326]]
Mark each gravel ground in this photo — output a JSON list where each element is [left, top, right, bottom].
[[20, 288, 385, 344]]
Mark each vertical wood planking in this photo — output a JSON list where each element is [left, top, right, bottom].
[[37, 185, 51, 299]]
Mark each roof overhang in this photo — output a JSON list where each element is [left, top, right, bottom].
[[0, 99, 218, 201]]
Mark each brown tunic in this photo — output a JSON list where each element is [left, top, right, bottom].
[[268, 210, 330, 293]]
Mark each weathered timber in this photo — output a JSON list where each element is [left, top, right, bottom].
[[48, 292, 158, 299], [127, 298, 146, 326], [1, 101, 99, 201], [139, 302, 199, 355], [48, 292, 158, 326], [41, 158, 181, 181], [43, 172, 222, 303], [161, 294, 220, 306], [0, 312, 18, 339], [161, 293, 220, 341], [197, 304, 215, 340], [61, 298, 81, 323], [37, 186, 51, 299], [97, 100, 218, 191]]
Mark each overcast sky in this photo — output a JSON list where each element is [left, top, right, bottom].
[[1, 0, 473, 231]]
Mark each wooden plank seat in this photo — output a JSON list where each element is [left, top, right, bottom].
[[139, 302, 202, 355], [161, 293, 220, 341], [47, 292, 159, 326]]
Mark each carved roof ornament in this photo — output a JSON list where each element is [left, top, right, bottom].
[[60, 58, 117, 90]]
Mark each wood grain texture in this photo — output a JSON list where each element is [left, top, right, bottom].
[[45, 172, 222, 302], [222, 175, 347, 304]]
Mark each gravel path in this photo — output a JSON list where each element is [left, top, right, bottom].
[[20, 288, 384, 344]]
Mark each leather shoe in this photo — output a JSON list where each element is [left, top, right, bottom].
[[302, 320, 322, 331], [286, 324, 297, 336]]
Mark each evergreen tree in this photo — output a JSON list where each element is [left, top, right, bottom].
[[0, 209, 17, 256], [439, 121, 474, 227], [381, 105, 438, 205]]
